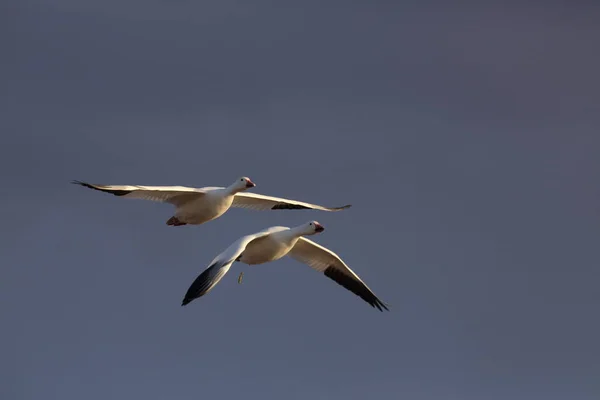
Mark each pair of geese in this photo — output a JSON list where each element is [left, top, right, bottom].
[[73, 176, 389, 311]]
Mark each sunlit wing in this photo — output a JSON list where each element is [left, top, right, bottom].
[[288, 237, 389, 311], [232, 192, 351, 212], [72, 180, 219, 206]]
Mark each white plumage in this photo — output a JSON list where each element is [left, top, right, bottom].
[[181, 221, 389, 311], [73, 176, 350, 226]]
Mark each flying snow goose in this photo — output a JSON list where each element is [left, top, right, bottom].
[[181, 221, 389, 311], [72, 177, 351, 226]]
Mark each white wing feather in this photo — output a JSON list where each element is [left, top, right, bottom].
[[232, 192, 351, 212], [288, 237, 389, 311], [72, 180, 220, 205]]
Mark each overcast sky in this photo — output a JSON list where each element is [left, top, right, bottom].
[[1, 1, 599, 399]]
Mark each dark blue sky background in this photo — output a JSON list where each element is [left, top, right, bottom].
[[1, 1, 599, 399]]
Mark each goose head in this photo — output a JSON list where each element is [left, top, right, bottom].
[[299, 220, 325, 236], [229, 176, 256, 193]]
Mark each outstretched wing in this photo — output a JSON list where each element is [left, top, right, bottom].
[[232, 192, 351, 211], [72, 180, 218, 206], [180, 260, 233, 305], [288, 237, 389, 311], [181, 227, 287, 306]]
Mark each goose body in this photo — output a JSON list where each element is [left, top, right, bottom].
[[72, 177, 351, 226], [172, 188, 236, 225], [237, 228, 301, 265], [181, 221, 389, 311]]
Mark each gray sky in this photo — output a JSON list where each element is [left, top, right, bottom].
[[1, 1, 599, 399]]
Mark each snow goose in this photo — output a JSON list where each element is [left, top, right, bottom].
[[181, 221, 389, 311], [72, 177, 351, 226]]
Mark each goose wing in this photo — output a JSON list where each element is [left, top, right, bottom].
[[232, 192, 351, 212], [72, 180, 219, 206], [288, 237, 389, 311]]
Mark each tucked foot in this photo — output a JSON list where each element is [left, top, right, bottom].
[[166, 216, 187, 226]]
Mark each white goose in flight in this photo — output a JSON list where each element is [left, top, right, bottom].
[[72, 177, 351, 226], [181, 221, 389, 311]]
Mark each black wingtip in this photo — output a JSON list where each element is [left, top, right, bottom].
[[71, 180, 132, 196], [370, 301, 388, 312], [181, 297, 193, 306], [270, 203, 352, 211], [181, 293, 198, 307], [71, 180, 97, 190], [271, 203, 312, 210], [323, 265, 389, 312], [327, 204, 352, 211]]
